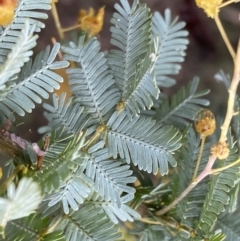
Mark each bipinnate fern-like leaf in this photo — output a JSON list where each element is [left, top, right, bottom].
[[0, 21, 38, 88], [62, 36, 120, 129], [48, 140, 137, 213], [152, 9, 189, 87], [0, 0, 51, 63], [198, 144, 240, 234], [156, 77, 210, 128], [215, 210, 240, 241], [58, 204, 123, 241], [108, 0, 160, 118], [48, 172, 93, 215], [0, 1, 224, 240], [41, 93, 89, 134], [33, 129, 75, 193], [107, 0, 151, 97], [121, 43, 160, 118], [46, 150, 93, 214], [84, 141, 136, 207], [107, 111, 182, 175], [208, 232, 226, 241], [0, 43, 69, 123], [88, 193, 141, 224], [174, 128, 209, 233], [0, 213, 65, 241], [0, 178, 42, 232]]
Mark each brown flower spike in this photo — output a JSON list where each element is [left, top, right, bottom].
[[195, 109, 216, 138]]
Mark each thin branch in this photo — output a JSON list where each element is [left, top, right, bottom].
[[192, 136, 206, 181], [155, 183, 197, 216], [51, 1, 64, 39], [214, 15, 236, 60], [211, 158, 240, 174], [219, 39, 240, 141], [219, 0, 239, 8], [156, 154, 217, 216], [62, 24, 81, 33]]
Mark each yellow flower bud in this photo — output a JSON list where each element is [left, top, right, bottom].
[[195, 109, 216, 138], [211, 141, 229, 160], [78, 7, 105, 37], [0, 0, 18, 27]]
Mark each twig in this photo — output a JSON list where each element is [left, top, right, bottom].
[[219, 0, 239, 8], [214, 15, 236, 60], [192, 136, 206, 181], [51, 1, 64, 39], [211, 158, 240, 174], [156, 154, 216, 216], [219, 39, 240, 141], [62, 24, 81, 33], [155, 182, 197, 216]]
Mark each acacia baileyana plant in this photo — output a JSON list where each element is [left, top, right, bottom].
[[0, 0, 240, 241]]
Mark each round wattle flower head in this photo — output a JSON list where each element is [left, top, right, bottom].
[[195, 0, 223, 18], [211, 141, 229, 160], [78, 7, 105, 37], [195, 109, 216, 138], [0, 0, 18, 27]]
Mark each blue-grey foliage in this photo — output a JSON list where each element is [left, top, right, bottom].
[[1, 0, 234, 241]]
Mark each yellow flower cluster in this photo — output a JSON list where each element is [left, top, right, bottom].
[[78, 7, 105, 37], [195, 0, 223, 18], [211, 141, 229, 160], [195, 109, 216, 138], [0, 0, 18, 27]]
